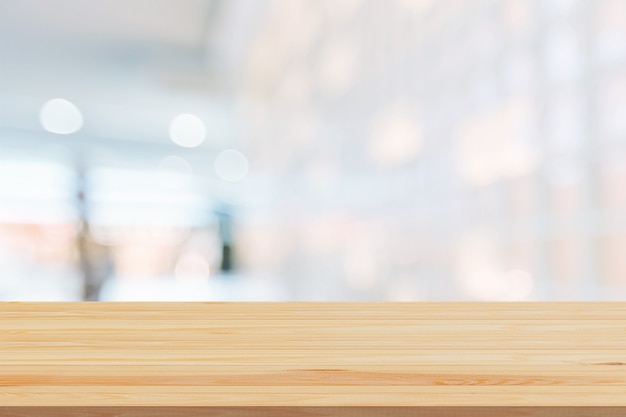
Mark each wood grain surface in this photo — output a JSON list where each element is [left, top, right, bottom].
[[1, 302, 625, 417]]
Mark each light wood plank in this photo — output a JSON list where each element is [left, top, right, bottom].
[[1, 302, 625, 416]]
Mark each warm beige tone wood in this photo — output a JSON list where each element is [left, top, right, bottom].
[[1, 302, 626, 416]]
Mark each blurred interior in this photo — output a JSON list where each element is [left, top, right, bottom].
[[1, 0, 625, 301]]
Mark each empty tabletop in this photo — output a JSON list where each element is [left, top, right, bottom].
[[1, 302, 626, 417]]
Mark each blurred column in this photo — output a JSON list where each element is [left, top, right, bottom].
[[75, 156, 95, 300], [214, 204, 235, 274], [75, 154, 111, 301]]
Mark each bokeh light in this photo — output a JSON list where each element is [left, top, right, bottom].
[[214, 149, 249, 182], [39, 98, 83, 134], [157, 155, 193, 188], [169, 114, 206, 148]]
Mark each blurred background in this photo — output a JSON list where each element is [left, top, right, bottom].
[[0, 0, 625, 301]]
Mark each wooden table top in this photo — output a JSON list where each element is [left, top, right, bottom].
[[1, 302, 626, 417]]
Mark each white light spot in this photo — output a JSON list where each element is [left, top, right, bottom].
[[457, 230, 504, 300], [169, 114, 206, 148], [39, 98, 83, 134], [157, 155, 193, 188], [464, 271, 504, 300], [214, 149, 249, 182]]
